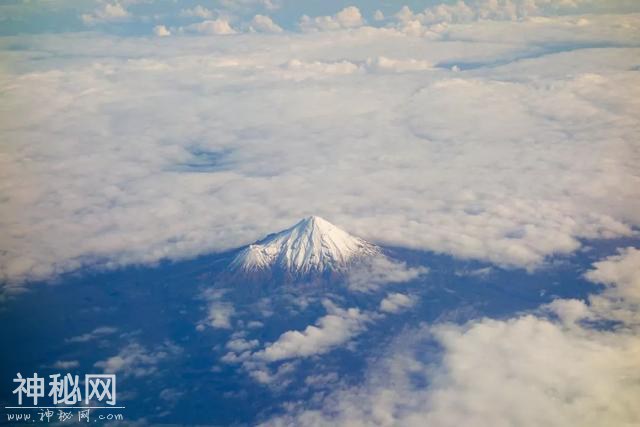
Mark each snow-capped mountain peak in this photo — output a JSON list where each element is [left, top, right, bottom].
[[231, 216, 378, 275]]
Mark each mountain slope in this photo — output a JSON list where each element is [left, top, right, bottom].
[[230, 216, 378, 276]]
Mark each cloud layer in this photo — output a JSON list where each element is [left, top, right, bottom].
[[1, 9, 639, 289], [255, 301, 370, 362]]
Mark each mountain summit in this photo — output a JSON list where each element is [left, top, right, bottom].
[[230, 216, 378, 276]]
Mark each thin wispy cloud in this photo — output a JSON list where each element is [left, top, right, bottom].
[[94, 341, 182, 378], [66, 326, 118, 343]]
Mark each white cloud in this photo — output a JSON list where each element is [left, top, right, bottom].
[[347, 256, 428, 293], [394, 0, 587, 29], [334, 6, 365, 28], [222, 291, 410, 382], [253, 301, 370, 362], [208, 302, 235, 329], [263, 247, 640, 427], [582, 247, 640, 325], [153, 25, 171, 37], [66, 326, 118, 343], [390, 1, 610, 36], [81, 3, 130, 25], [455, 266, 493, 278], [545, 247, 640, 327], [278, 59, 359, 80], [364, 56, 433, 73], [185, 19, 236, 35], [94, 341, 181, 377], [379, 292, 415, 313], [585, 247, 640, 304], [247, 320, 264, 329], [248, 361, 298, 385], [159, 387, 184, 402], [1, 14, 639, 287], [305, 372, 339, 387], [299, 6, 364, 32], [180, 5, 213, 19], [373, 10, 385, 21], [200, 288, 236, 329], [220, 0, 281, 12], [226, 337, 259, 352], [249, 14, 283, 33], [52, 360, 80, 369]]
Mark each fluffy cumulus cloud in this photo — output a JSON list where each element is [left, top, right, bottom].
[[278, 58, 360, 80], [219, 300, 372, 385], [1, 8, 640, 290], [276, 55, 437, 81], [254, 301, 370, 362], [180, 5, 213, 19], [299, 6, 364, 32], [585, 247, 640, 301], [548, 247, 640, 327], [582, 247, 640, 325], [388, 0, 616, 36], [364, 56, 433, 73], [263, 248, 640, 426], [200, 288, 236, 329], [226, 337, 259, 352], [219, 0, 281, 13], [249, 14, 283, 33], [81, 2, 130, 25], [184, 18, 236, 35], [395, 0, 588, 27], [153, 25, 171, 37], [208, 302, 235, 329], [379, 292, 415, 313]]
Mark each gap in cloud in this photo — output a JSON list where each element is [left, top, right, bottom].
[[169, 147, 234, 173], [434, 41, 633, 71]]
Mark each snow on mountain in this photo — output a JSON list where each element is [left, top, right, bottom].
[[230, 216, 378, 275]]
